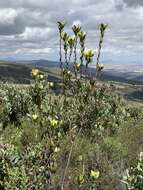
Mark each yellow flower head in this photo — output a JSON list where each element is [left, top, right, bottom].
[[72, 24, 81, 35], [76, 63, 81, 70], [67, 71, 71, 75], [54, 147, 60, 153], [78, 174, 85, 184], [68, 36, 75, 47], [31, 69, 39, 78], [39, 84, 44, 90], [50, 119, 58, 127], [90, 170, 100, 179], [32, 114, 38, 121], [39, 74, 44, 80], [48, 82, 54, 88], [78, 31, 86, 41], [61, 32, 69, 42], [97, 64, 104, 71], [84, 49, 94, 58]]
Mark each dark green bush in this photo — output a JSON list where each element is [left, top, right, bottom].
[[0, 84, 31, 128]]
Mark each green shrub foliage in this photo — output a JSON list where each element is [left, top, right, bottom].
[[0, 22, 142, 190]]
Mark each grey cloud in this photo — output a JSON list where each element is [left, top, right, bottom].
[[0, 17, 25, 35], [0, 0, 142, 63], [123, 0, 143, 7], [115, 4, 124, 11]]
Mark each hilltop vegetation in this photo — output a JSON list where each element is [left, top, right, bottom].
[[0, 22, 143, 190], [0, 61, 61, 84]]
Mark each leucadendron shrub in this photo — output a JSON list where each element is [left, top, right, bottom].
[[0, 21, 142, 190]]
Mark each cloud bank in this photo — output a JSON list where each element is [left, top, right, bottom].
[[0, 0, 142, 64]]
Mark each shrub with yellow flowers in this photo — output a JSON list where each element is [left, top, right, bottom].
[[30, 68, 47, 108], [0, 21, 139, 190]]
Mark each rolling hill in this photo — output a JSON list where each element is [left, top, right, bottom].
[[0, 60, 143, 84], [0, 60, 143, 101]]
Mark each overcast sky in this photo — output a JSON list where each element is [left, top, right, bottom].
[[0, 0, 143, 64]]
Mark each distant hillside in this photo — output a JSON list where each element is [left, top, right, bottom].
[[25, 59, 143, 85], [0, 61, 60, 84], [0, 61, 32, 83], [101, 71, 143, 85], [0, 60, 143, 101], [100, 63, 143, 85], [0, 59, 143, 85], [16, 59, 59, 67]]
